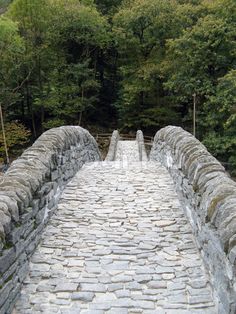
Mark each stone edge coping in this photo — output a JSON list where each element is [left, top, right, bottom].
[[150, 125, 236, 313], [0, 126, 101, 247], [151, 125, 236, 254], [105, 130, 120, 161], [136, 130, 148, 161]]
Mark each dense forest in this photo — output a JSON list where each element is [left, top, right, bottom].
[[0, 0, 235, 173]]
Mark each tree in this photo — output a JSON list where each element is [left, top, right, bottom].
[[0, 17, 25, 111], [0, 121, 31, 162], [95, 0, 123, 15], [40, 62, 100, 128], [7, 0, 54, 135], [203, 70, 236, 174], [1, 0, 235, 176], [113, 0, 181, 131], [162, 0, 236, 175], [45, 0, 112, 127], [164, 11, 236, 134], [7, 0, 112, 133]]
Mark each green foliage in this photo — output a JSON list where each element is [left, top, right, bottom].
[[95, 0, 122, 15], [164, 15, 236, 99], [203, 70, 236, 172], [50, 0, 110, 53], [0, 0, 11, 13], [0, 0, 236, 177], [42, 118, 66, 130], [162, 0, 236, 173], [3, 0, 112, 136], [0, 16, 25, 106], [0, 121, 31, 161], [113, 0, 181, 131], [0, 0, 11, 6], [41, 62, 100, 126]]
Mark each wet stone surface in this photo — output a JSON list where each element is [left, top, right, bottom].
[[14, 141, 217, 313]]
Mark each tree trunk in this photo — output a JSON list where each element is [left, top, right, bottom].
[[79, 111, 83, 126], [31, 109, 37, 139], [40, 105, 45, 133], [0, 103, 10, 164], [38, 55, 44, 133], [140, 91, 144, 107], [26, 83, 37, 138], [79, 87, 84, 126], [21, 99, 25, 120]]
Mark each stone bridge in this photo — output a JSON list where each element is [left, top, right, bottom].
[[0, 126, 235, 314]]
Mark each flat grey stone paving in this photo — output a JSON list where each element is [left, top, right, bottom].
[[115, 141, 140, 162], [13, 141, 217, 313]]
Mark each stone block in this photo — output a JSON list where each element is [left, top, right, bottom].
[[51, 170, 59, 181], [0, 281, 13, 308], [0, 247, 16, 274], [18, 262, 29, 282], [0, 260, 17, 288], [8, 226, 23, 244], [0, 210, 11, 236], [35, 208, 45, 225], [229, 246, 236, 265]]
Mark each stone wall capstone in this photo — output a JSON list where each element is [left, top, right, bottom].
[[0, 126, 101, 314], [105, 130, 120, 161], [150, 126, 236, 314], [136, 130, 148, 161]]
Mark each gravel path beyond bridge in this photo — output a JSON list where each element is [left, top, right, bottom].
[[14, 141, 217, 314]]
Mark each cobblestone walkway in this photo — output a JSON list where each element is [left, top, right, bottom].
[[115, 141, 140, 162], [14, 141, 217, 314]]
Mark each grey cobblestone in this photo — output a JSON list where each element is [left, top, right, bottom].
[[14, 140, 217, 313]]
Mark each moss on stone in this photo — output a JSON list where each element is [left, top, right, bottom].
[[207, 193, 232, 221]]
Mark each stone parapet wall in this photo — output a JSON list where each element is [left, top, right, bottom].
[[0, 126, 101, 314], [150, 126, 236, 314], [105, 130, 120, 161], [136, 130, 148, 161]]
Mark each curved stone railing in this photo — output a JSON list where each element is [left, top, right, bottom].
[[136, 130, 148, 161], [105, 130, 120, 161], [150, 126, 236, 314], [0, 126, 101, 314]]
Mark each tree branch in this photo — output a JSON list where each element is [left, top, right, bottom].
[[12, 68, 33, 94]]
